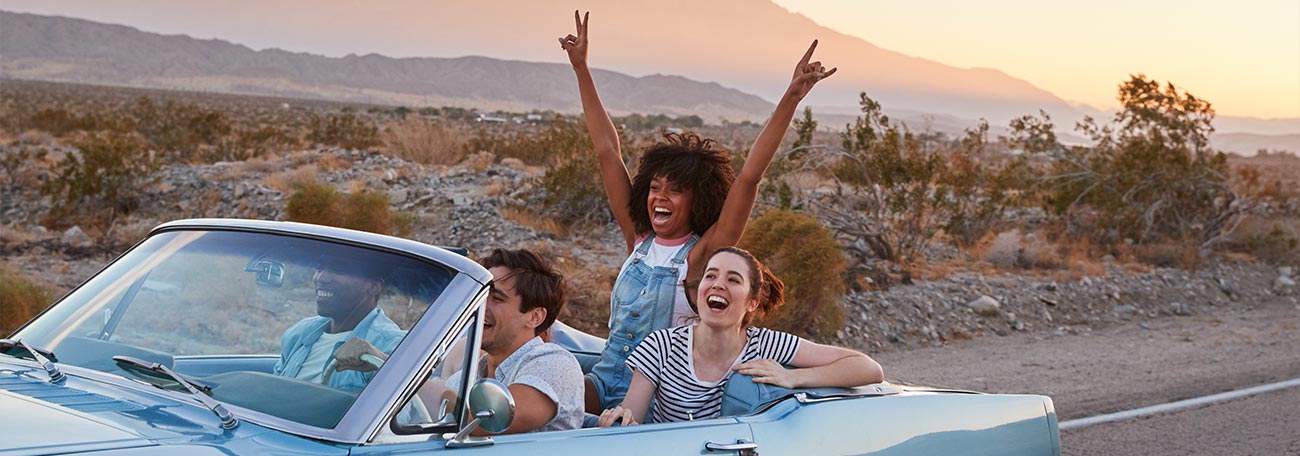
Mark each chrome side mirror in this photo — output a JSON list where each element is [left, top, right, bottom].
[[445, 379, 515, 448]]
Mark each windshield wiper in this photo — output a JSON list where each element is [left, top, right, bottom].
[[0, 338, 65, 383], [113, 355, 238, 429]]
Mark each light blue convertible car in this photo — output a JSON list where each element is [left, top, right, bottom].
[[1, 219, 1060, 455]]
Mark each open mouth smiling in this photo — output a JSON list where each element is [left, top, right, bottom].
[[706, 295, 729, 311], [653, 206, 672, 224]]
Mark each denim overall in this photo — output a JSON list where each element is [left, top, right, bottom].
[[586, 233, 699, 410]]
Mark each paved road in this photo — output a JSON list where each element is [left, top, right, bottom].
[[875, 295, 1300, 455], [1061, 386, 1300, 455]]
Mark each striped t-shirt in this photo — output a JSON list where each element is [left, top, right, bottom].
[[626, 325, 802, 423]]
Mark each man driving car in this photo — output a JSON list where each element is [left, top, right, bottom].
[[273, 257, 405, 392]]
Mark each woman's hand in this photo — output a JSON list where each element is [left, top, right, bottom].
[[785, 40, 837, 102], [598, 404, 640, 427], [558, 10, 590, 69], [734, 358, 803, 389]]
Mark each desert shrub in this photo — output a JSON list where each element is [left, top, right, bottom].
[[759, 106, 816, 210], [1220, 216, 1300, 264], [739, 209, 847, 340], [285, 182, 341, 227], [1044, 75, 1237, 260], [340, 190, 392, 235], [208, 125, 298, 163], [130, 98, 233, 160], [792, 94, 950, 283], [983, 229, 1062, 270], [0, 147, 48, 186], [41, 131, 161, 228], [307, 113, 380, 150], [392, 211, 416, 238], [0, 265, 52, 335], [24, 108, 94, 136], [284, 182, 395, 235], [383, 118, 464, 165], [941, 120, 1042, 246], [489, 116, 614, 226]]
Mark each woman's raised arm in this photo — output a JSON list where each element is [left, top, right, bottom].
[[560, 11, 638, 251], [695, 40, 837, 259]]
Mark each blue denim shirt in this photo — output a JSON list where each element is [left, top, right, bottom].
[[273, 308, 406, 392]]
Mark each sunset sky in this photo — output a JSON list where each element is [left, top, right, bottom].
[[2, 0, 1297, 119], [771, 0, 1300, 119]]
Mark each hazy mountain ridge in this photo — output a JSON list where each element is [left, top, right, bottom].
[[0, 10, 775, 120], [1, 9, 1294, 154]]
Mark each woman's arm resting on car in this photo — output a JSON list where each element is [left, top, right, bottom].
[[734, 341, 882, 389]]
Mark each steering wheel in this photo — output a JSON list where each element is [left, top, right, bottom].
[[322, 353, 386, 384]]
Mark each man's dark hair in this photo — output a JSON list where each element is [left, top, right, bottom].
[[629, 131, 736, 236], [481, 248, 565, 335]]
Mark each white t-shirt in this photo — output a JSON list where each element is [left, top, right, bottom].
[[492, 337, 584, 432], [626, 325, 802, 423], [294, 330, 353, 383], [617, 235, 696, 326]]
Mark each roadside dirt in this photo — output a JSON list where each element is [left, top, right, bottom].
[[873, 294, 1300, 421]]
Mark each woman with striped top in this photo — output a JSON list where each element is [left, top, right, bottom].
[[597, 247, 884, 426]]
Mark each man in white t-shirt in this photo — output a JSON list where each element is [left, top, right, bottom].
[[475, 248, 584, 433]]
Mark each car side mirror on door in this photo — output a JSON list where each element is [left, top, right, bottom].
[[444, 378, 515, 448]]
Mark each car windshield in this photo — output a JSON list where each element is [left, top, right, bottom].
[[11, 229, 456, 429]]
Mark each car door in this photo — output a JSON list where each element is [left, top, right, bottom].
[[353, 418, 756, 456]]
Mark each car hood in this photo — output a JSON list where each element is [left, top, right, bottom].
[[0, 388, 157, 454], [0, 360, 341, 455]]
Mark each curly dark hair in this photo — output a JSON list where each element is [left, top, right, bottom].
[[629, 131, 735, 236]]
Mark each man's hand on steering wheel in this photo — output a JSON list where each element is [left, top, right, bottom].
[[333, 337, 388, 372]]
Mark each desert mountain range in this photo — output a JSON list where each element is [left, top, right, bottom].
[[0, 6, 1295, 153]]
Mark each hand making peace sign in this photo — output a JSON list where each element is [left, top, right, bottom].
[[558, 10, 590, 68]]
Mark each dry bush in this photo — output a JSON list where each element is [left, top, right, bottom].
[[499, 207, 564, 236], [105, 216, 160, 248], [217, 155, 283, 181], [265, 165, 319, 193], [317, 153, 352, 172], [1220, 216, 1300, 264], [739, 209, 847, 340], [1046, 76, 1235, 260], [284, 182, 395, 235], [0, 226, 40, 248], [462, 151, 496, 172], [307, 113, 380, 150], [285, 182, 342, 227], [523, 241, 616, 338], [41, 130, 161, 230], [392, 211, 416, 238], [982, 229, 1062, 270], [383, 118, 465, 166], [1134, 242, 1200, 269], [0, 265, 53, 335]]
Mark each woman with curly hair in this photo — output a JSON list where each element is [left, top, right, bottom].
[[559, 10, 837, 413], [597, 247, 883, 426]]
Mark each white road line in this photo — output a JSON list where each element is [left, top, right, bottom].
[[1059, 377, 1300, 431]]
